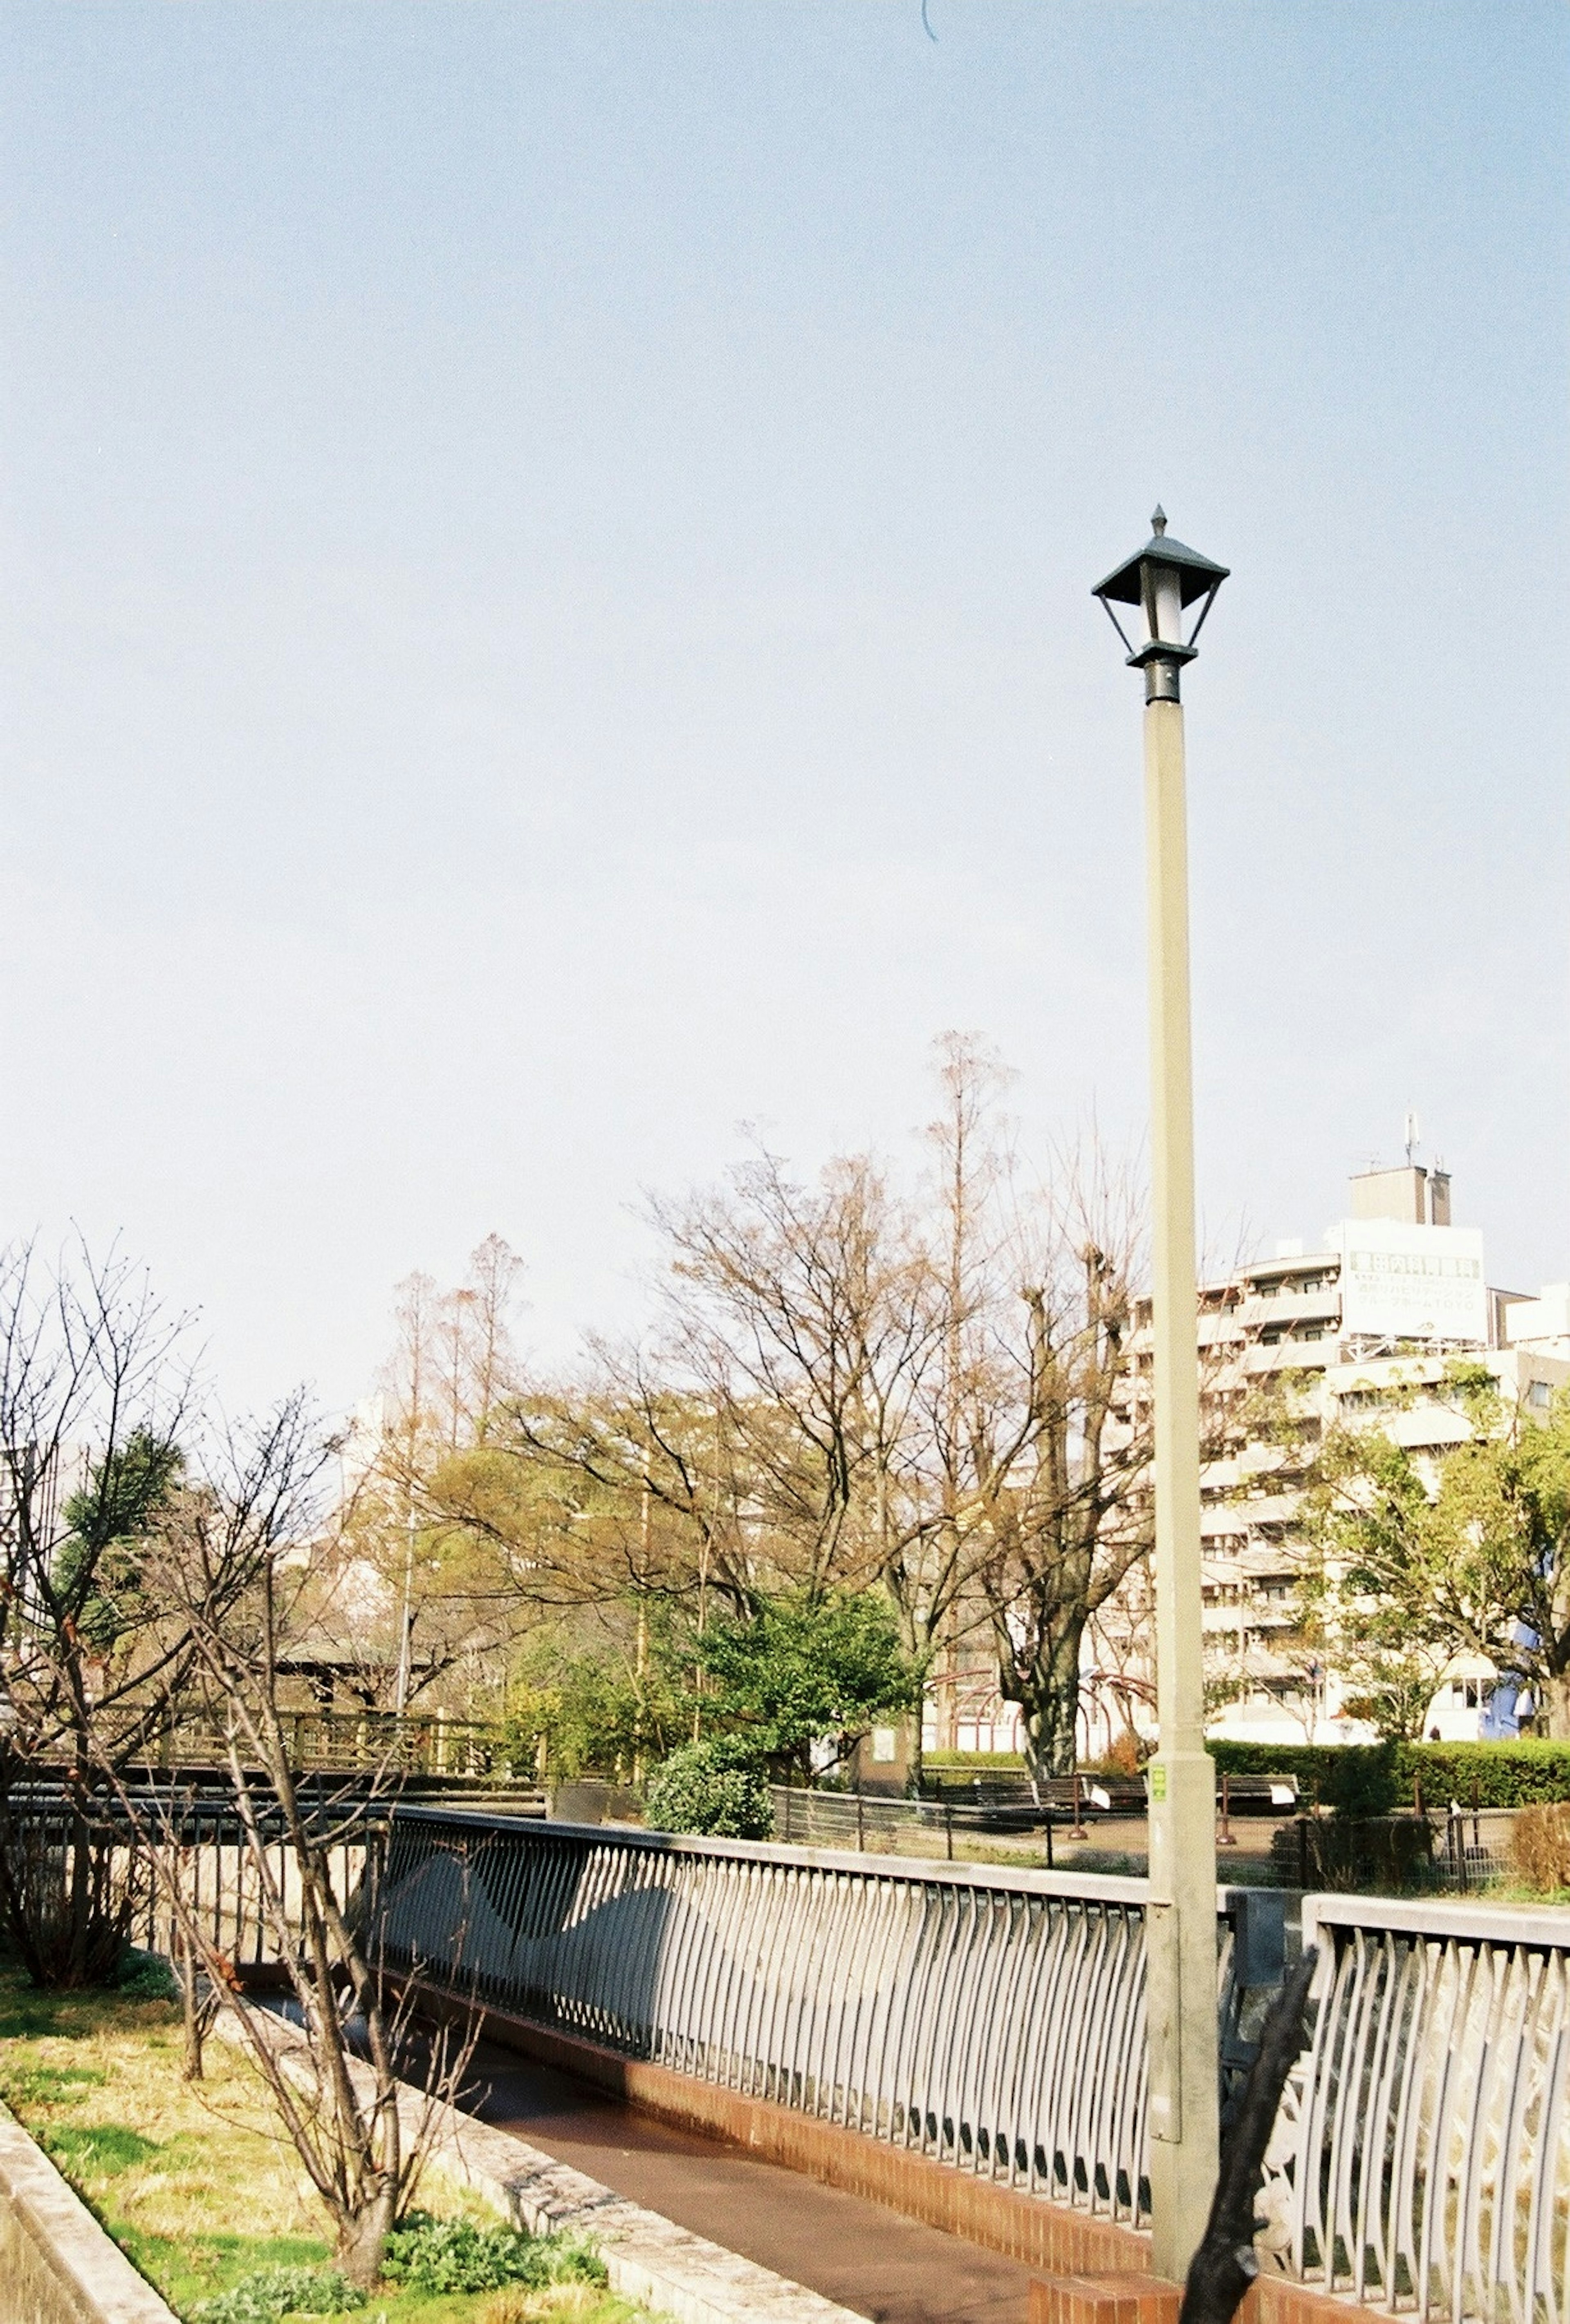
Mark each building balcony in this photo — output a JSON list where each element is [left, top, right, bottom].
[[1212, 1492, 1302, 1529], [1240, 1288, 1342, 1329], [1243, 1338, 1336, 1375]]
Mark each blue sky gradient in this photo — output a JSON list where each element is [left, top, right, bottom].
[[3, 2, 1566, 1410]]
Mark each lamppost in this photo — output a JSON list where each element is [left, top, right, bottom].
[[1092, 509, 1228, 2281]]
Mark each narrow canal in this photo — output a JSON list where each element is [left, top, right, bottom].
[[459, 2028, 1034, 2324]]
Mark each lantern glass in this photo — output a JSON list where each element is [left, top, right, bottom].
[[1092, 511, 1229, 670], [1145, 563, 1185, 650]]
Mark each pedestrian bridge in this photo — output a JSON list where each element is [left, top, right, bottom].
[[374, 1809, 1568, 2324], [71, 1784, 1569, 2324]]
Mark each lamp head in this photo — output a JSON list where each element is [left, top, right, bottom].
[[1092, 508, 1229, 701]]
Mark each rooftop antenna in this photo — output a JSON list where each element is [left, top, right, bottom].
[[1404, 1109, 1420, 1168]]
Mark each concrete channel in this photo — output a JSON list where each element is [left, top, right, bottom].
[[455, 2026, 1035, 2324]]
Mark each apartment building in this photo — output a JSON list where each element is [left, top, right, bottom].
[[921, 1157, 1567, 1759], [1138, 1161, 1568, 1746]]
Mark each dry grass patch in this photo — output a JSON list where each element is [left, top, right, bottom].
[[0, 1976, 323, 2234], [0, 1960, 652, 2324], [1508, 1803, 1570, 1898]]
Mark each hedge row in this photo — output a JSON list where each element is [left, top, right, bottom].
[[1209, 1739, 1570, 1813], [922, 1750, 1027, 1772], [922, 1740, 1570, 1810]]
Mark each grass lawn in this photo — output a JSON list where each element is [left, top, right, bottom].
[[0, 1959, 648, 2324]]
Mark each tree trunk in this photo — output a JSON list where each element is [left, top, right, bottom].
[[334, 2181, 398, 2290], [1541, 1667, 1570, 1741], [66, 1786, 93, 1986], [1016, 1615, 1087, 1780], [177, 1931, 210, 2080]]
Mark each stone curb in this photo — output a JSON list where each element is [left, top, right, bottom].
[[218, 2009, 870, 2324], [0, 2098, 178, 2324]]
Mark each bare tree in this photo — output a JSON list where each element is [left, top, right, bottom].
[[329, 1238, 531, 1717], [428, 1158, 952, 1640], [0, 1241, 478, 2280], [967, 1165, 1156, 1779], [112, 1396, 478, 2288], [464, 1233, 526, 1432], [0, 1238, 197, 1983], [645, 1145, 948, 1606], [412, 1062, 1166, 1785]]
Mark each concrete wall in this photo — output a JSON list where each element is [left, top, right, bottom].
[[0, 2102, 176, 2324]]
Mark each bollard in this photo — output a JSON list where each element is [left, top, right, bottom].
[[1216, 1770, 1236, 1847]]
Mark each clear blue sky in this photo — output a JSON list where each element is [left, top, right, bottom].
[[3, 2, 1566, 1413]]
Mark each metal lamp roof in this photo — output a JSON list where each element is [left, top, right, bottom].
[[1092, 506, 1230, 609]]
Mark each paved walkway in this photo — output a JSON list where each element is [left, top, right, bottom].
[[459, 2032, 1034, 2324]]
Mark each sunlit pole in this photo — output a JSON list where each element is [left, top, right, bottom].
[[395, 1506, 417, 1716], [1092, 510, 1229, 2280]]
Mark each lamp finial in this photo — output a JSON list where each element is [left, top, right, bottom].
[[1151, 505, 1167, 535]]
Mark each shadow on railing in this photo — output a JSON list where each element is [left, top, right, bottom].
[[375, 1804, 1293, 2241]]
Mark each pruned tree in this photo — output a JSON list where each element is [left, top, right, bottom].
[[968, 1198, 1155, 1779], [918, 1042, 1160, 1779]]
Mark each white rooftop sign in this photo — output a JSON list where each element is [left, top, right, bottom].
[[1335, 1218, 1487, 1347]]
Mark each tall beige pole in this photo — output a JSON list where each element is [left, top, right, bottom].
[[1142, 691, 1220, 2280]]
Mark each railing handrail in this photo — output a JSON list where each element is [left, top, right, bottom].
[[1303, 1887, 1570, 1949], [389, 1803, 1280, 1918]]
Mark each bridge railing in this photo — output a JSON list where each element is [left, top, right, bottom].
[[376, 1806, 1284, 2235], [12, 1788, 1562, 2321], [1259, 1893, 1569, 2324], [0, 1786, 378, 1971]]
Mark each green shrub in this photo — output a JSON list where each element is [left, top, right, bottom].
[[920, 1751, 1027, 1772], [1209, 1739, 1570, 1812], [1211, 1742, 1399, 1816], [1393, 1741, 1570, 1808], [191, 2266, 366, 2322], [381, 2213, 606, 2295], [644, 1741, 774, 1839], [116, 1947, 178, 2001]]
